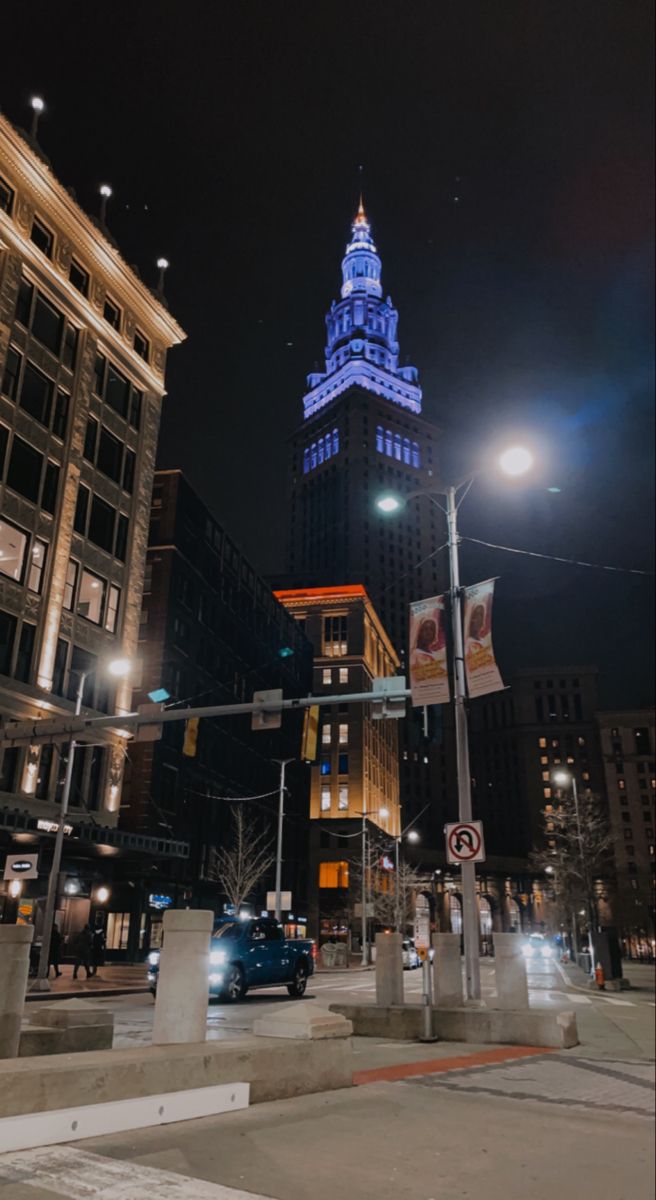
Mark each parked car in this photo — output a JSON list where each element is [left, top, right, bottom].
[[521, 932, 554, 961], [147, 915, 316, 1001], [402, 938, 420, 969]]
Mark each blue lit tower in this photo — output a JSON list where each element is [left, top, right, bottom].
[[287, 203, 449, 836]]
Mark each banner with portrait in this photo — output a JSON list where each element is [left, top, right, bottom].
[[463, 578, 504, 698], [408, 595, 450, 706]]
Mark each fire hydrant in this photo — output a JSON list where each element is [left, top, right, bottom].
[[594, 963, 605, 989]]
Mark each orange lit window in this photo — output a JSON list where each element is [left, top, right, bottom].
[[540, 756, 549, 765], [542, 770, 550, 782], [538, 738, 547, 748], [319, 861, 349, 888], [544, 787, 552, 799]]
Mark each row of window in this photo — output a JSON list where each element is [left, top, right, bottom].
[[323, 615, 348, 657], [0, 427, 60, 512], [321, 785, 349, 812], [2, 347, 70, 438], [322, 723, 349, 746], [303, 429, 340, 474], [64, 560, 121, 633], [375, 426, 421, 467], [0, 179, 152, 363], [74, 484, 129, 561], [321, 666, 349, 685], [15, 278, 78, 368], [93, 352, 142, 429], [320, 754, 349, 776], [535, 694, 584, 722], [84, 417, 135, 492]]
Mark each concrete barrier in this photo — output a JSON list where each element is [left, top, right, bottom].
[[493, 932, 529, 1009], [329, 1002, 578, 1049], [153, 908, 213, 1045], [375, 932, 403, 1007], [20, 999, 114, 1057], [254, 1003, 352, 1040], [432, 933, 463, 1007], [0, 924, 33, 1058], [0, 1033, 354, 1120]]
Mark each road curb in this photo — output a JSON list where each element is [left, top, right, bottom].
[[25, 986, 151, 1003]]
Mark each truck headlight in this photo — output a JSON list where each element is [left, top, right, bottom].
[[148, 951, 160, 966], [210, 950, 226, 966]]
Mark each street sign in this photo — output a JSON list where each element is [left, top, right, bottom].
[[354, 902, 375, 918], [3, 853, 39, 881], [267, 891, 292, 911], [371, 675, 407, 719], [445, 821, 486, 864], [251, 689, 283, 730], [135, 701, 165, 742]]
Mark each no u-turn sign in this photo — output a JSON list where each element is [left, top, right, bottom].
[[445, 821, 486, 865]]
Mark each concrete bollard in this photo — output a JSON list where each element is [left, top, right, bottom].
[[375, 932, 403, 1007], [432, 932, 463, 1007], [152, 909, 213, 1045], [492, 933, 529, 1009], [0, 923, 34, 1058]]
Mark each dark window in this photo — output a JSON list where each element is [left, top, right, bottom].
[[30, 217, 53, 257], [0, 609, 17, 674], [103, 298, 121, 329], [0, 425, 8, 474], [14, 622, 35, 683], [74, 484, 90, 534], [69, 259, 89, 296], [35, 743, 54, 800], [1, 347, 21, 400], [7, 437, 42, 503], [0, 175, 14, 214], [62, 324, 78, 370], [535, 697, 544, 721], [41, 462, 59, 514], [19, 361, 53, 425], [105, 363, 129, 417], [88, 496, 115, 553], [84, 416, 98, 461], [15, 278, 33, 326], [97, 427, 122, 482], [133, 330, 149, 361], [52, 390, 69, 440], [573, 694, 583, 721], [115, 513, 129, 561], [634, 727, 650, 753], [52, 637, 68, 695], [93, 353, 106, 396], [122, 448, 135, 493], [31, 294, 63, 354], [338, 753, 349, 775], [129, 388, 142, 429], [0, 747, 19, 791]]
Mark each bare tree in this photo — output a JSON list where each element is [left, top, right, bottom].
[[531, 790, 614, 950], [209, 807, 275, 911], [350, 830, 426, 931]]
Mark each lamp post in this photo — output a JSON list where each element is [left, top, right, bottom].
[[271, 758, 294, 922], [376, 444, 533, 1000], [394, 827, 420, 934], [357, 806, 389, 966], [553, 769, 596, 975], [32, 657, 132, 991]]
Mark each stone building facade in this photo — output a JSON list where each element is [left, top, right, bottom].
[[0, 113, 184, 928]]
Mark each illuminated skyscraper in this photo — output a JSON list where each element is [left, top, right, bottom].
[[287, 203, 451, 835]]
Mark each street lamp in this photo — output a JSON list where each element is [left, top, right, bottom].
[[29, 95, 45, 139], [552, 768, 596, 975], [99, 184, 112, 223], [393, 826, 420, 934], [376, 445, 533, 1001], [357, 805, 389, 966], [32, 656, 132, 991]]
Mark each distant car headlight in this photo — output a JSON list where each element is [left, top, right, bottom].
[[210, 949, 226, 966], [521, 944, 533, 958], [209, 972, 224, 984], [148, 951, 160, 966], [541, 946, 553, 959]]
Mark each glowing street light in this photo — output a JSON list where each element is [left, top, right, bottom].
[[156, 257, 170, 292], [95, 886, 111, 904], [406, 829, 420, 844], [99, 184, 112, 223], [33, 657, 133, 991], [498, 445, 534, 477], [29, 95, 45, 138], [376, 494, 402, 514]]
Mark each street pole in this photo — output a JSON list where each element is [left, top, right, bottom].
[[32, 670, 87, 991], [446, 485, 481, 1002], [273, 759, 293, 922], [361, 811, 368, 967], [570, 775, 596, 975], [394, 836, 400, 934]]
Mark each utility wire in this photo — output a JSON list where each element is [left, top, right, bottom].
[[183, 786, 280, 804], [381, 540, 449, 593], [462, 536, 654, 577]]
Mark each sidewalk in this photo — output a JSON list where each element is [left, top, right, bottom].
[[25, 964, 150, 1001]]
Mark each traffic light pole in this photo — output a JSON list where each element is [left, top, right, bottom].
[[272, 758, 293, 922]]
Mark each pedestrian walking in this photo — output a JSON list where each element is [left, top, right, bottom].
[[71, 924, 93, 979], [91, 926, 105, 976], [49, 922, 63, 978]]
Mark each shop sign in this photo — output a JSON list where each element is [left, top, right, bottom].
[[4, 854, 39, 880], [148, 893, 173, 910]]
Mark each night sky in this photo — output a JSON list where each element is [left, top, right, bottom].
[[3, 2, 654, 706]]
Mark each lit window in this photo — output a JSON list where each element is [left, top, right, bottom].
[[321, 787, 331, 812], [542, 770, 550, 782], [338, 785, 348, 810], [411, 441, 420, 468], [393, 433, 401, 460], [0, 518, 27, 583], [339, 723, 348, 745], [322, 726, 331, 745], [77, 569, 105, 624], [322, 668, 332, 685], [332, 428, 339, 455], [618, 779, 626, 790], [543, 787, 552, 798], [105, 584, 120, 633], [63, 560, 78, 610], [323, 615, 347, 657], [339, 667, 348, 683], [538, 738, 547, 749], [376, 426, 384, 452], [303, 448, 310, 474], [540, 756, 549, 765], [27, 539, 47, 593], [318, 861, 349, 888]]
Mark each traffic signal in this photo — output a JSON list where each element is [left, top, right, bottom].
[[182, 717, 199, 757], [300, 705, 319, 762]]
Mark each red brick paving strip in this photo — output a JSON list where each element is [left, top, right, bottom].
[[353, 1044, 553, 1086]]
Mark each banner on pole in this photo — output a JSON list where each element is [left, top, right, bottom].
[[408, 596, 450, 706], [463, 579, 504, 698]]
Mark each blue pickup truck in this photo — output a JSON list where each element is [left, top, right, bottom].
[[147, 915, 316, 1002]]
